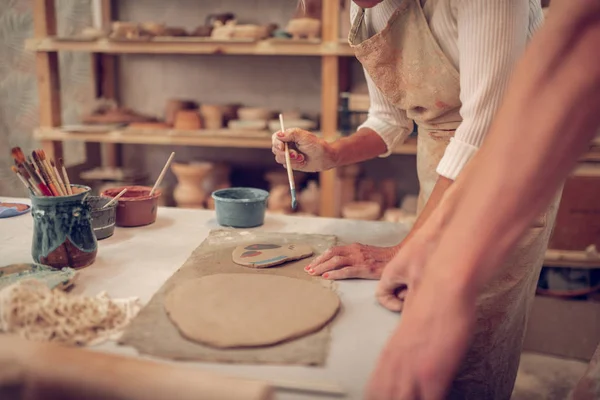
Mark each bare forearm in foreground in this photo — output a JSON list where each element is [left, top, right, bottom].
[[429, 0, 600, 297]]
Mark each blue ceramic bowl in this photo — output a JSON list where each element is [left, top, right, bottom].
[[212, 187, 269, 228]]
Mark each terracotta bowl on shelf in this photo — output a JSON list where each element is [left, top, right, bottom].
[[165, 99, 197, 125], [174, 110, 202, 130], [237, 107, 273, 121]]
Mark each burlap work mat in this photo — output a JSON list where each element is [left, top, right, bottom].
[[119, 229, 338, 366]]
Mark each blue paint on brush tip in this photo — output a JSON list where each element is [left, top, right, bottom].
[[291, 189, 298, 210]]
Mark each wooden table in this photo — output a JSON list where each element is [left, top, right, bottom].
[[0, 197, 409, 399]]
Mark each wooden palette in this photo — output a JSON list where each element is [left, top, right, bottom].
[[232, 243, 314, 268]]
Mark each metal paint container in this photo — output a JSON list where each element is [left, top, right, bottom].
[[87, 196, 117, 240], [212, 187, 268, 228]]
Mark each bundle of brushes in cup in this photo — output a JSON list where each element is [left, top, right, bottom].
[[10, 147, 73, 197]]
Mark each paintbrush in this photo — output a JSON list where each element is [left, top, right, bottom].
[[51, 159, 67, 195], [58, 158, 73, 195], [279, 114, 297, 210], [11, 147, 52, 196], [38, 150, 65, 196], [31, 151, 59, 196], [17, 165, 42, 196], [11, 165, 37, 194], [150, 152, 175, 196], [102, 188, 127, 209]]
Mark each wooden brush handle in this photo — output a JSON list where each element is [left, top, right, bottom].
[[0, 335, 273, 400]]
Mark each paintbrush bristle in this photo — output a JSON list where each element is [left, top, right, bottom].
[[10, 165, 18, 174], [11, 147, 25, 164]]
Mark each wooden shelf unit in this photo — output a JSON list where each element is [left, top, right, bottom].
[[25, 37, 355, 56], [34, 127, 419, 154], [31, 0, 363, 217]]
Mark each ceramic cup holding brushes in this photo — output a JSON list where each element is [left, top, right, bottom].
[[11, 147, 98, 269]]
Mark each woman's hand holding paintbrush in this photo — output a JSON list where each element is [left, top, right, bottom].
[[278, 114, 297, 210]]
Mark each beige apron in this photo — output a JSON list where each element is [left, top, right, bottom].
[[349, 1, 562, 398]]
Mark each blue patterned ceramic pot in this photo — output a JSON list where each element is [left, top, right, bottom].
[[30, 185, 97, 269]]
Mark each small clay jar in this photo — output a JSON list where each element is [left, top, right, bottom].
[[199, 105, 224, 129], [165, 99, 197, 126], [101, 186, 161, 227], [174, 110, 202, 130], [342, 201, 381, 221]]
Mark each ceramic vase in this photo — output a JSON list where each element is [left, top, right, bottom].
[[171, 162, 214, 208], [31, 185, 97, 269]]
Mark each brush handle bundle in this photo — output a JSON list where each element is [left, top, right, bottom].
[[10, 147, 73, 197]]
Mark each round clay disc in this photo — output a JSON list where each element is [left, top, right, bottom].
[[164, 273, 340, 348]]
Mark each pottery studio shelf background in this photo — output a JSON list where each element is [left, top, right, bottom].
[[28, 0, 600, 219]]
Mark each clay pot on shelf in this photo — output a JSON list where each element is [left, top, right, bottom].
[[286, 18, 321, 39], [171, 162, 214, 208], [268, 185, 293, 214], [232, 25, 268, 40], [200, 105, 224, 130], [342, 201, 381, 221], [237, 107, 273, 121], [165, 99, 197, 125], [174, 110, 202, 130], [140, 22, 166, 36], [299, 181, 320, 215]]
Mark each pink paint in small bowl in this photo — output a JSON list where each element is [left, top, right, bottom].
[[101, 185, 161, 227]]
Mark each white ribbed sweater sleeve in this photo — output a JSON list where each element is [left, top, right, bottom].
[[359, 70, 415, 157], [436, 0, 531, 179]]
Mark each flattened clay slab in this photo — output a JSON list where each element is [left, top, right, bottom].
[[232, 243, 313, 268], [164, 274, 340, 348]]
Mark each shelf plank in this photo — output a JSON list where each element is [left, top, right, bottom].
[[35, 127, 276, 149], [25, 37, 356, 57], [36, 127, 418, 155]]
